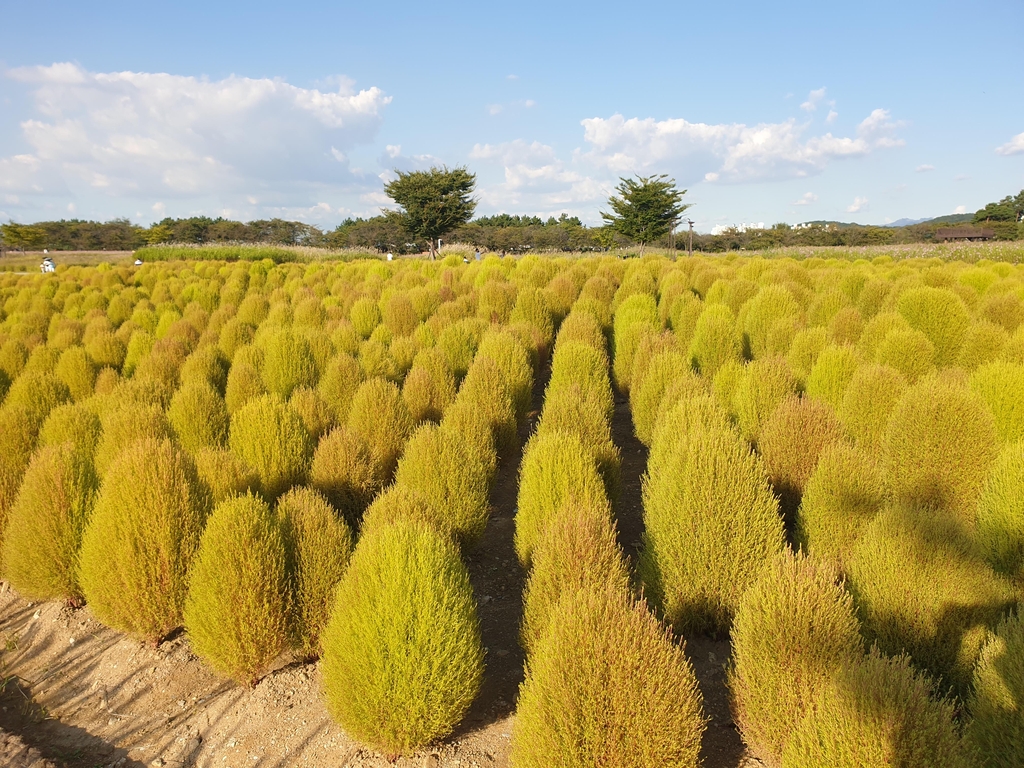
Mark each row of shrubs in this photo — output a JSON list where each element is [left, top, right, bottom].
[[607, 255, 1024, 767]]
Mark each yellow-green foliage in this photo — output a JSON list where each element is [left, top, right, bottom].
[[394, 422, 491, 545], [229, 394, 312, 500], [168, 380, 229, 453], [612, 293, 659, 392], [457, 356, 518, 457], [382, 292, 419, 336], [309, 426, 380, 527], [218, 318, 255, 359], [732, 357, 799, 442], [647, 393, 732, 485], [402, 361, 455, 423], [0, 407, 40, 540], [688, 302, 742, 378], [85, 332, 127, 370], [2, 443, 97, 603], [875, 326, 936, 382], [520, 504, 628, 657], [276, 487, 353, 659], [757, 395, 844, 496], [848, 508, 1017, 694], [476, 329, 533, 420], [438, 400, 498, 484], [94, 403, 172, 476], [971, 361, 1024, 444], [55, 346, 97, 401], [192, 447, 257, 503], [224, 361, 266, 413], [261, 328, 319, 398], [477, 280, 518, 324], [729, 550, 863, 766], [739, 284, 801, 359], [349, 296, 382, 339], [510, 286, 554, 350], [959, 320, 1009, 371], [179, 344, 229, 393], [4, 371, 70, 430], [897, 286, 970, 367], [320, 517, 483, 755], [786, 327, 828, 381], [184, 492, 289, 685], [966, 612, 1024, 768], [805, 345, 859, 411], [288, 387, 334, 441], [669, 291, 704, 350], [511, 585, 705, 768], [553, 310, 606, 354], [629, 331, 677, 400], [347, 377, 414, 483], [357, 484, 438, 540], [976, 442, 1024, 577], [640, 424, 783, 632], [123, 330, 155, 377], [548, 341, 613, 422], [828, 305, 864, 346], [796, 444, 885, 569], [78, 438, 211, 643], [882, 377, 998, 523], [38, 402, 101, 457], [317, 353, 363, 422], [631, 351, 693, 446], [782, 648, 975, 768], [436, 319, 482, 381], [515, 430, 609, 568], [838, 364, 907, 448]]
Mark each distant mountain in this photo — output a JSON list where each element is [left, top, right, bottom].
[[923, 213, 975, 225], [887, 217, 932, 227]]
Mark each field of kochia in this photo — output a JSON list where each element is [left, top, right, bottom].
[[0, 250, 1023, 766]]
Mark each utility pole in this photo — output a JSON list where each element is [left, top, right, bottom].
[[687, 219, 694, 257]]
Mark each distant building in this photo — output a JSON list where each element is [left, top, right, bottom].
[[935, 227, 995, 242]]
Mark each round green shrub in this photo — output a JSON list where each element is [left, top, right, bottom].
[[732, 357, 799, 443], [436, 319, 482, 382], [224, 361, 266, 414], [510, 286, 555, 350], [2, 443, 97, 603], [218, 318, 255, 360], [805, 345, 860, 411], [639, 424, 783, 633], [631, 351, 694, 446], [757, 395, 844, 497], [976, 442, 1024, 577], [38, 402, 101, 457], [349, 296, 382, 339], [882, 376, 998, 524], [260, 328, 318, 399], [553, 310, 607, 355], [959, 320, 1009, 371], [184, 492, 289, 685], [669, 290, 704, 351], [320, 516, 483, 755], [347, 377, 413, 484], [276, 487, 354, 659], [438, 400, 498, 485], [476, 329, 533, 421], [192, 447, 258, 504], [875, 326, 936, 382], [520, 504, 628, 657], [612, 293, 660, 392], [357, 484, 437, 540], [85, 331, 126, 370], [629, 331, 678, 403], [393, 422, 491, 545], [848, 508, 1017, 695], [309, 426, 381, 528], [94, 403, 172, 477], [4, 371, 70, 431], [229, 394, 312, 500], [548, 341, 613, 422], [838, 364, 907, 448], [739, 284, 801, 360], [971, 361, 1024, 444], [179, 344, 229, 394], [828, 305, 864, 346], [688, 302, 742, 378], [897, 286, 970, 367], [782, 648, 975, 768], [729, 550, 863, 766], [647, 393, 732, 486], [382, 292, 419, 337], [78, 437, 212, 643], [55, 346, 97, 401], [966, 612, 1024, 768], [786, 327, 829, 381], [515, 430, 609, 568], [317, 353, 363, 423], [456, 356, 518, 458], [402, 364, 451, 423], [0, 407, 41, 541], [168, 380, 229, 454], [511, 584, 705, 768], [288, 387, 334, 442], [796, 444, 885, 570]]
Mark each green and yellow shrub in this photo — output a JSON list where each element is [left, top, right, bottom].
[[976, 441, 1024, 577], [349, 296, 382, 339], [647, 393, 733, 485], [729, 550, 863, 766], [612, 293, 660, 392], [786, 327, 829, 381], [224, 361, 266, 414], [631, 351, 694, 446], [168, 380, 229, 453], [456, 356, 518, 457], [548, 341, 613, 422], [288, 387, 334, 441], [971, 361, 1024, 444], [229, 395, 312, 500], [94, 403, 172, 476], [553, 310, 607, 355], [55, 346, 97, 401], [320, 517, 483, 755], [347, 377, 414, 483], [959, 320, 1009, 371], [438, 400, 498, 484], [4, 371, 70, 431], [308, 426, 380, 527], [739, 284, 801, 359], [317, 353, 363, 422], [966, 612, 1024, 768], [732, 357, 799, 443], [476, 329, 533, 420], [2, 443, 97, 603], [192, 447, 258, 503], [757, 395, 844, 497], [805, 345, 860, 411], [838, 364, 907, 448], [184, 492, 290, 685], [688, 303, 742, 378], [875, 327, 936, 383], [512, 584, 705, 768], [38, 402, 101, 457], [260, 328, 319, 398], [78, 438, 211, 643], [897, 286, 970, 367]]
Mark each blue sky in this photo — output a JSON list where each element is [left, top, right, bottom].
[[1, 0, 1021, 232]]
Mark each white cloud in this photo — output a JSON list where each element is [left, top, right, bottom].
[[825, 109, 838, 124], [487, 104, 503, 116], [954, 174, 969, 181], [954, 205, 967, 214], [578, 107, 904, 185], [847, 196, 869, 213], [996, 132, 1024, 156], [507, 74, 519, 81], [1, 62, 390, 217], [793, 192, 818, 206], [524, 99, 536, 108], [916, 164, 935, 172], [801, 88, 827, 112]]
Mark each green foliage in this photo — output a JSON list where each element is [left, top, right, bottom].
[[883, 376, 998, 524], [612, 293, 660, 391], [402, 358, 456, 423], [184, 493, 290, 685], [959, 320, 1009, 371], [288, 386, 334, 441], [639, 424, 783, 633], [436, 319, 482, 382], [897, 286, 970, 367], [838, 364, 907, 448], [732, 357, 799, 443], [276, 487, 354, 659], [600, 174, 690, 254], [260, 328, 318, 398], [393, 422, 491, 545], [437, 399, 498, 484], [511, 584, 705, 768], [476, 329, 533, 420], [78, 438, 211, 643], [456, 356, 519, 457], [321, 517, 483, 754], [55, 346, 97, 401], [757, 395, 844, 496], [515, 430, 609, 568], [2, 443, 97, 603], [548, 340, 613, 422], [739, 285, 801, 360], [966, 612, 1024, 768], [347, 377, 414, 484], [631, 351, 694, 446], [976, 442, 1024, 577], [688, 303, 742, 378], [168, 380, 229, 453], [38, 402, 101, 457], [875, 326, 936, 382], [309, 426, 380, 528], [729, 550, 863, 765], [192, 447, 257, 503], [786, 327, 829, 380], [229, 394, 312, 500], [224, 361, 266, 414], [350, 297, 382, 339], [805, 345, 860, 411], [4, 371, 70, 431], [509, 287, 555, 350], [385, 166, 477, 258], [317, 354, 363, 422], [971, 361, 1024, 443], [647, 392, 732, 485], [94, 403, 172, 476]]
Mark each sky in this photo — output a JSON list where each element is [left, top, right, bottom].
[[0, 0, 1022, 233]]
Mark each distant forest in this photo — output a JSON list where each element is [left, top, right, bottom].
[[2, 190, 1021, 254]]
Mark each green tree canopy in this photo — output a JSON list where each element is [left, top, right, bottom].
[[601, 174, 690, 255], [974, 190, 1024, 224], [384, 166, 477, 258]]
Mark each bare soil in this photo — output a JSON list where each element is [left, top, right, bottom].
[[0, 375, 759, 767]]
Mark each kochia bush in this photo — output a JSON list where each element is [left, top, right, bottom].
[[756, 395, 844, 498], [966, 612, 1024, 768], [229, 394, 312, 500], [837, 363, 907, 449], [897, 286, 970, 367], [347, 377, 414, 484], [612, 293, 660, 392], [804, 345, 859, 411], [687, 303, 742, 378], [168, 380, 230, 454], [970, 361, 1024, 444], [309, 425, 380, 528], [976, 441, 1024, 577]]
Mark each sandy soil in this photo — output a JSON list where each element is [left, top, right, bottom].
[[0, 375, 760, 768]]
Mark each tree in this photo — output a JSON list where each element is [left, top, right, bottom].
[[601, 175, 690, 256], [384, 167, 477, 259]]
